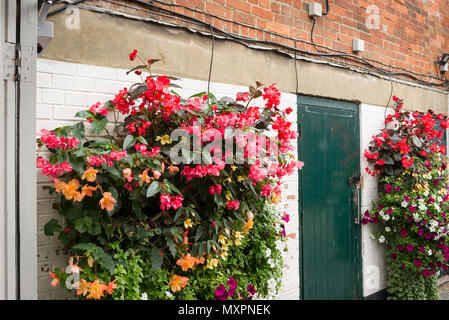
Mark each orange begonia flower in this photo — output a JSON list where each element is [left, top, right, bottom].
[[105, 279, 117, 295], [53, 178, 66, 193], [49, 272, 59, 287], [76, 279, 89, 297], [74, 191, 85, 202], [169, 274, 189, 293], [62, 179, 80, 201], [82, 167, 99, 182], [153, 170, 161, 180], [243, 219, 254, 234], [69, 265, 83, 274], [123, 168, 132, 179], [168, 165, 179, 174], [176, 253, 197, 272], [99, 192, 116, 212], [270, 193, 281, 204], [81, 184, 97, 197], [138, 169, 151, 184], [86, 279, 106, 300]]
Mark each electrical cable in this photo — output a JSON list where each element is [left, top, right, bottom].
[[311, 18, 327, 53], [150, 0, 442, 82], [127, 0, 449, 87], [48, 0, 85, 16], [90, 0, 446, 84], [50, 0, 449, 88], [294, 39, 299, 94], [322, 0, 330, 16], [207, 25, 215, 94], [384, 76, 394, 129]]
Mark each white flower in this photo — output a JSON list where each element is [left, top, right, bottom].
[[418, 204, 427, 211], [429, 226, 436, 233], [438, 196, 443, 203], [401, 201, 408, 208], [267, 278, 277, 294], [378, 236, 385, 243], [165, 291, 173, 298], [370, 233, 376, 240], [141, 292, 148, 300], [413, 213, 421, 222], [434, 203, 441, 212], [428, 249, 433, 256], [382, 214, 390, 221], [431, 220, 439, 227], [424, 190, 429, 196], [265, 248, 272, 258], [268, 259, 275, 268], [385, 227, 391, 232]]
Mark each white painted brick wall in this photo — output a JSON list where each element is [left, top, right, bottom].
[[360, 104, 395, 297], [36, 59, 300, 300]]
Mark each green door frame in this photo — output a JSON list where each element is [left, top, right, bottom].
[[297, 95, 363, 300]]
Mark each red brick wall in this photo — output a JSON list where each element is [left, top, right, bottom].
[[83, 0, 449, 83]]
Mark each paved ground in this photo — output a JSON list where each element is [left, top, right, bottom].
[[439, 281, 449, 300]]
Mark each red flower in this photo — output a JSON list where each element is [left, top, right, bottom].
[[402, 156, 413, 169], [364, 150, 379, 160], [225, 200, 240, 210], [129, 49, 138, 61], [376, 159, 385, 166]]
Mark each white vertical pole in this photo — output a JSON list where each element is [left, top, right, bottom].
[[0, 0, 6, 301], [19, 0, 37, 300], [5, 0, 17, 300], [0, 0, 18, 300]]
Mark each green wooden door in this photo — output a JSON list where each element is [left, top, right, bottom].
[[298, 95, 362, 300]]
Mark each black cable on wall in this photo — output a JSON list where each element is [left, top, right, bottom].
[[48, 0, 449, 88]]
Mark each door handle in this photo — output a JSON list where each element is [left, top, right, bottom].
[[353, 186, 360, 224], [348, 175, 361, 224]]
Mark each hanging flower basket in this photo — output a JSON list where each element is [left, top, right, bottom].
[[38, 51, 303, 300]]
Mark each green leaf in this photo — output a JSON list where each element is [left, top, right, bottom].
[[88, 223, 101, 236], [69, 156, 84, 176], [138, 136, 148, 145], [102, 164, 121, 179], [70, 122, 86, 143], [91, 246, 105, 260], [101, 254, 115, 275], [195, 226, 205, 241], [44, 219, 62, 236], [151, 247, 163, 271], [173, 207, 185, 222], [75, 110, 95, 119], [64, 207, 83, 220], [146, 181, 160, 198], [167, 238, 177, 258], [72, 242, 96, 251], [74, 217, 90, 233], [123, 135, 136, 150], [163, 179, 182, 195], [91, 117, 108, 135], [198, 241, 207, 256]]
